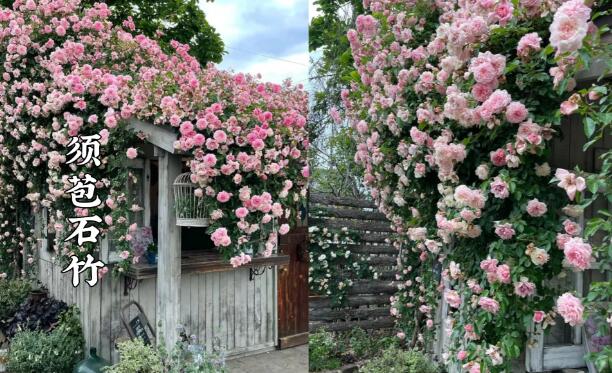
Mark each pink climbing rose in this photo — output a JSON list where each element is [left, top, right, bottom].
[[478, 297, 500, 314], [556, 292, 584, 326], [526, 198, 547, 217], [126, 147, 138, 159]]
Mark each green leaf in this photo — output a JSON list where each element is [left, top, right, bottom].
[[584, 117, 596, 138]]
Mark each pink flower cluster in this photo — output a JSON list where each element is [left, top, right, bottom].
[[549, 0, 591, 54], [556, 292, 584, 326]]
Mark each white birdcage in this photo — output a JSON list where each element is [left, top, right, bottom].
[[173, 173, 209, 227]]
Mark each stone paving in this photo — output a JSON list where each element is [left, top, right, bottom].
[[226, 344, 308, 373]]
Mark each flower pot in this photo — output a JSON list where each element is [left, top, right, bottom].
[[145, 251, 158, 265]]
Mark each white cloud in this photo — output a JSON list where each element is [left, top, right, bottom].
[[198, 0, 308, 83]]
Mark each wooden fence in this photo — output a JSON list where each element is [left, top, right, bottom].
[[308, 192, 398, 333]]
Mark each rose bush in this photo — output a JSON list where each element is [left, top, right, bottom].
[[0, 0, 309, 276], [344, 0, 609, 371]]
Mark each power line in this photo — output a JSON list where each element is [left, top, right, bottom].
[[225, 45, 308, 67]]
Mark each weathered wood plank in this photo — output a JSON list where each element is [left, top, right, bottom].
[[309, 294, 392, 309], [311, 217, 393, 233], [156, 150, 182, 347], [348, 281, 396, 295], [309, 307, 390, 321], [310, 193, 377, 209], [311, 206, 387, 221], [309, 317, 395, 332], [129, 119, 179, 155]]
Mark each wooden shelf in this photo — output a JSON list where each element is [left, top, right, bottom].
[[126, 250, 290, 280]]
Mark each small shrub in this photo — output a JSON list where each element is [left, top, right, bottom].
[[103, 338, 164, 373], [0, 279, 31, 323], [3, 291, 68, 338], [359, 346, 439, 373], [309, 329, 342, 372], [7, 307, 84, 373]]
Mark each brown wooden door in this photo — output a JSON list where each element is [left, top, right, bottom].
[[277, 225, 309, 348]]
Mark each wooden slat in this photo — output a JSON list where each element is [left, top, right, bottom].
[[310, 217, 393, 233], [309, 307, 390, 321], [311, 206, 387, 221], [128, 119, 179, 154], [309, 294, 391, 309], [310, 193, 377, 209], [309, 317, 395, 332], [349, 243, 397, 255], [348, 281, 396, 295], [126, 253, 290, 280]]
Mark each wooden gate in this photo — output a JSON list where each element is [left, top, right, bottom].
[[277, 224, 309, 348], [308, 193, 398, 333]]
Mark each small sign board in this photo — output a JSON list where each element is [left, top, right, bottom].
[[121, 301, 155, 345], [129, 316, 151, 345]]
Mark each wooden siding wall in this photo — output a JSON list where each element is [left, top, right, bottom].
[[308, 193, 397, 333], [38, 252, 277, 362]]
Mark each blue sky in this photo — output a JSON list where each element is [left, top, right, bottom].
[[199, 0, 310, 85]]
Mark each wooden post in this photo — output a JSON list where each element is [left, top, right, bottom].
[[156, 148, 182, 347]]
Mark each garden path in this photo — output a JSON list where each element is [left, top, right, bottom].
[[225, 344, 308, 373]]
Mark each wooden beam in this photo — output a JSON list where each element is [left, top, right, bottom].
[[129, 119, 179, 154], [156, 148, 182, 347]]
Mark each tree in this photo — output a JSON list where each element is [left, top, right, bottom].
[[309, 0, 365, 197], [0, 0, 225, 64]]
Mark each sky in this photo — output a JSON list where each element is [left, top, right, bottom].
[[199, 0, 310, 85]]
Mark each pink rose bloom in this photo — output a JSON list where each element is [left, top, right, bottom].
[[457, 350, 468, 361], [490, 149, 507, 166], [471, 83, 493, 102], [414, 163, 426, 178], [216, 191, 231, 203], [517, 32, 542, 57], [556, 292, 584, 326], [279, 223, 290, 235], [550, 0, 590, 53], [496, 264, 511, 284], [478, 296, 500, 314], [533, 310, 546, 323], [480, 258, 498, 273], [119, 250, 130, 260], [194, 188, 203, 198], [514, 277, 536, 297], [126, 147, 138, 159], [301, 165, 310, 178], [490, 177, 509, 199], [563, 219, 582, 236], [555, 168, 586, 201], [556, 233, 572, 250], [495, 223, 515, 240], [211, 227, 231, 247], [505, 101, 528, 123], [396, 332, 406, 340], [235, 207, 249, 219], [526, 198, 547, 217], [563, 237, 592, 270], [560, 100, 579, 115], [445, 289, 462, 309]]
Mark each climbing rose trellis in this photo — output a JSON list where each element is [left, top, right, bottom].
[[344, 0, 609, 371], [0, 0, 308, 276]]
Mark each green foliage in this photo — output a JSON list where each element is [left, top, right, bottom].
[[104, 333, 227, 373], [341, 328, 398, 361], [0, 278, 31, 322], [309, 329, 342, 372], [0, 0, 224, 64], [359, 346, 439, 373], [7, 307, 85, 373], [103, 339, 164, 373]]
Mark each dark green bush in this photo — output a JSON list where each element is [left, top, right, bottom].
[[7, 307, 84, 373], [359, 346, 439, 373], [0, 279, 31, 322]]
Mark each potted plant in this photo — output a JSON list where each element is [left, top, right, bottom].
[[131, 227, 157, 265]]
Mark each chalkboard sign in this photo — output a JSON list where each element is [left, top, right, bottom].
[[129, 316, 151, 345]]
